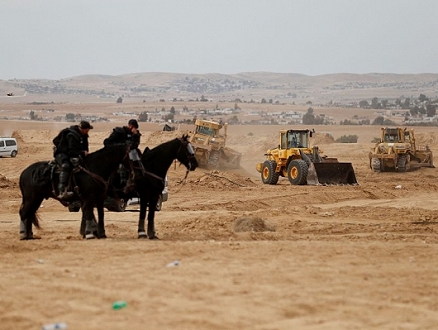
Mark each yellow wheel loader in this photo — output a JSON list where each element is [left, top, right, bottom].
[[256, 129, 357, 185], [369, 127, 434, 172], [188, 119, 242, 169]]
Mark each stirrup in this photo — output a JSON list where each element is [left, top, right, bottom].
[[58, 190, 74, 200]]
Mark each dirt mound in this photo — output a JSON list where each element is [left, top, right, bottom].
[[0, 174, 17, 189], [0, 174, 20, 202], [186, 171, 257, 190], [12, 130, 57, 144], [416, 132, 438, 146], [233, 216, 275, 232], [313, 132, 335, 145], [11, 130, 25, 143], [141, 130, 189, 148]]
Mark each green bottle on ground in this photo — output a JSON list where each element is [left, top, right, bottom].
[[112, 301, 127, 310]]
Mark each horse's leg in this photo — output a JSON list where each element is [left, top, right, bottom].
[[147, 196, 158, 240], [19, 195, 43, 240], [79, 213, 86, 238], [82, 200, 97, 239], [96, 202, 106, 239], [137, 197, 147, 239], [80, 209, 98, 238]]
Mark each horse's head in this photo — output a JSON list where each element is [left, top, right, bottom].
[[177, 134, 198, 171]]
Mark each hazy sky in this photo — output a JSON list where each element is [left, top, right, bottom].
[[2, 0, 438, 80]]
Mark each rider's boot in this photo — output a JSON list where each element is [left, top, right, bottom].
[[58, 169, 74, 200]]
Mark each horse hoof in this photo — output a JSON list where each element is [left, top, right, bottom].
[[20, 232, 33, 240], [138, 231, 147, 239], [85, 233, 95, 239], [98, 234, 107, 239], [149, 235, 159, 240]]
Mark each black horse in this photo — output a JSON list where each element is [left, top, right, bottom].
[[129, 134, 198, 239], [19, 143, 130, 240]]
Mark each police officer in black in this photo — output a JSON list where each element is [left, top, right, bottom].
[[53, 120, 93, 199], [104, 119, 141, 149], [104, 119, 143, 187]]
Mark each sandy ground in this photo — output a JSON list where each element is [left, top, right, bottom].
[[2, 120, 438, 329]]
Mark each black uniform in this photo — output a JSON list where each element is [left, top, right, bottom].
[[104, 126, 141, 149], [54, 125, 90, 163], [53, 125, 90, 199], [104, 126, 143, 187]]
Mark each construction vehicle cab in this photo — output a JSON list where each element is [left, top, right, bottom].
[[256, 129, 357, 185], [283, 130, 309, 149]]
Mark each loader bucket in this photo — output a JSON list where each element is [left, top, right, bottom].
[[307, 162, 358, 185]]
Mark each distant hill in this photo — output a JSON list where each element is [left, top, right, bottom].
[[1, 72, 438, 105]]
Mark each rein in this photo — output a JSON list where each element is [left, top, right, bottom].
[[143, 169, 165, 185], [170, 158, 191, 193], [77, 165, 110, 192]]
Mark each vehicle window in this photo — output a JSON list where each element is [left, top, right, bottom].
[[5, 140, 16, 147], [287, 132, 307, 148], [299, 132, 308, 147], [0, 141, 4, 147], [281, 133, 287, 149], [197, 126, 215, 136]]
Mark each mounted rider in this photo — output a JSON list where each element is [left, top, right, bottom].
[[53, 120, 93, 200], [104, 119, 145, 188]]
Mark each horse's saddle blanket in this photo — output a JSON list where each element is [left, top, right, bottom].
[[32, 161, 58, 187]]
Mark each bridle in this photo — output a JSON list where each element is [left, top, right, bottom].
[[177, 137, 197, 179]]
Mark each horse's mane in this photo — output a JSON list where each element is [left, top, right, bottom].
[[141, 138, 179, 162]]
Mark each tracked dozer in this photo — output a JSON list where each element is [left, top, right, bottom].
[[369, 127, 434, 172], [256, 129, 357, 185], [188, 119, 242, 169]]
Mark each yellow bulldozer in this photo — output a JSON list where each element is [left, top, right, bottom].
[[188, 119, 242, 169], [369, 127, 434, 172], [256, 129, 357, 185]]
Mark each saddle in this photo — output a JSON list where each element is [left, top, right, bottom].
[[32, 159, 81, 200], [31, 161, 57, 187]]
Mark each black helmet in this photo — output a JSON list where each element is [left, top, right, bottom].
[[128, 119, 139, 129]]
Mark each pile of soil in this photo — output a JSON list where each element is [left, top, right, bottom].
[[233, 216, 276, 232], [185, 170, 257, 190]]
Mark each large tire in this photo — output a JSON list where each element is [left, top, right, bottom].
[[287, 160, 308, 185], [261, 160, 279, 185], [11, 150, 17, 157], [396, 154, 407, 172], [371, 158, 381, 172]]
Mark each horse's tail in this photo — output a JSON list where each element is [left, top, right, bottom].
[[19, 203, 41, 229]]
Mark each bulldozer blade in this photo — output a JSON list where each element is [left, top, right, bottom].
[[221, 147, 242, 168], [308, 162, 358, 185]]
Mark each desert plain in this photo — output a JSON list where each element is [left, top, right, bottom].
[[2, 113, 438, 329]]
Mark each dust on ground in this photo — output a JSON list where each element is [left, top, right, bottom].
[[2, 121, 438, 329]]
